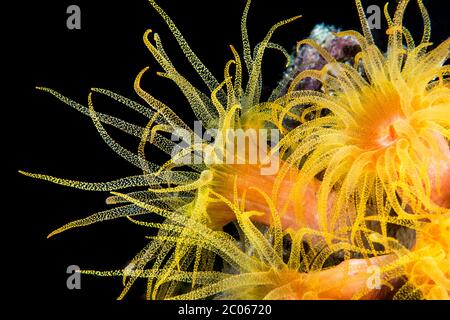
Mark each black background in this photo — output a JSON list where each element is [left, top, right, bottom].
[[10, 0, 450, 304]]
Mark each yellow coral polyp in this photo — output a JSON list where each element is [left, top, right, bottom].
[[21, 0, 306, 299], [406, 216, 450, 299], [274, 0, 450, 245]]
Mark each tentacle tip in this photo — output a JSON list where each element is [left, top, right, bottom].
[[47, 231, 58, 239], [138, 66, 150, 76], [143, 29, 153, 40], [105, 197, 116, 205], [18, 170, 35, 178], [110, 191, 123, 197]]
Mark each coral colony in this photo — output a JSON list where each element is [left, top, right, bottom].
[[22, 0, 449, 299]]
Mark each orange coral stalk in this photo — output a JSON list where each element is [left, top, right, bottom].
[[208, 160, 339, 232], [405, 215, 450, 299], [255, 255, 396, 300], [428, 133, 450, 208]]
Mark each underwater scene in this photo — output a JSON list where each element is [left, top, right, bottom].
[[18, 0, 450, 303]]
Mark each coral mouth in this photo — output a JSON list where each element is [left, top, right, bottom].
[[376, 121, 401, 148]]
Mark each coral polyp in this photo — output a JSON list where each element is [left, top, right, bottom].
[[275, 0, 450, 240], [21, 0, 449, 300], [403, 215, 450, 299]]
